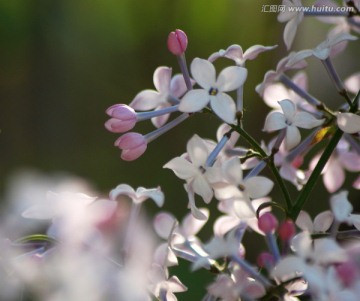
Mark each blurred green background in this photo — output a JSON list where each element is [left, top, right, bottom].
[[1, 0, 359, 300]]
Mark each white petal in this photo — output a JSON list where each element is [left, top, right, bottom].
[[233, 199, 256, 219], [136, 186, 164, 206], [344, 72, 360, 94], [217, 66, 247, 92], [293, 111, 324, 129], [279, 99, 296, 121], [263, 111, 287, 132], [287, 50, 314, 67], [330, 190, 352, 222], [181, 208, 209, 236], [313, 210, 334, 232], [186, 184, 208, 220], [323, 157, 345, 193], [129, 90, 162, 110], [190, 58, 216, 90], [245, 176, 274, 199], [187, 134, 208, 166], [272, 256, 307, 280], [263, 83, 291, 109], [109, 184, 135, 201], [222, 157, 243, 184], [210, 93, 236, 124], [178, 89, 209, 113], [192, 175, 213, 204], [283, 16, 303, 50], [163, 157, 197, 180], [213, 215, 239, 236], [337, 113, 360, 134], [296, 210, 314, 232], [243, 45, 277, 61], [153, 66, 172, 93], [153, 212, 177, 239], [22, 204, 56, 219], [285, 125, 301, 150], [167, 276, 187, 293], [170, 74, 188, 98]]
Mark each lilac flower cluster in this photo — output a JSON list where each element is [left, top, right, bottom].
[[1, 1, 360, 301]]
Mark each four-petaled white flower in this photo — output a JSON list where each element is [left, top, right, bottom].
[[129, 66, 189, 128], [263, 99, 325, 150], [179, 58, 247, 124], [164, 134, 221, 203], [208, 44, 277, 66]]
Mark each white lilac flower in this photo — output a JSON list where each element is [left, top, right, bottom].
[[129, 66, 189, 128], [263, 99, 325, 150], [277, 0, 304, 50], [208, 44, 277, 66], [287, 32, 358, 66], [178, 58, 247, 123], [296, 210, 334, 233], [164, 134, 221, 203]]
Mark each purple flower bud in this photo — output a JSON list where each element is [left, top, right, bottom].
[[167, 29, 188, 56], [278, 219, 296, 241], [114, 132, 147, 161], [258, 213, 278, 234], [105, 104, 137, 133], [257, 252, 275, 268]]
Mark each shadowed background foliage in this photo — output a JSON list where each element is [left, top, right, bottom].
[[1, 0, 359, 300]]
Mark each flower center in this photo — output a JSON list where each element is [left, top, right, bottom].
[[209, 87, 218, 96]]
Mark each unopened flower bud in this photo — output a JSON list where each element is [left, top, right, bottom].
[[167, 29, 188, 55], [105, 104, 137, 133], [336, 261, 359, 287], [258, 213, 278, 234], [278, 219, 296, 241], [114, 132, 147, 161], [257, 252, 275, 269]]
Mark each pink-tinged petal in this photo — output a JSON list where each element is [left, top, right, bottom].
[[167, 276, 187, 293], [187, 134, 208, 166], [185, 183, 208, 220], [293, 111, 325, 129], [136, 187, 164, 206], [129, 90, 162, 110], [178, 89, 209, 113], [217, 66, 247, 92], [243, 45, 277, 61], [283, 16, 303, 50], [192, 175, 213, 204], [263, 83, 291, 109], [163, 157, 197, 180], [153, 66, 172, 93], [114, 132, 145, 149], [222, 157, 243, 184], [153, 244, 178, 267], [287, 50, 314, 67], [207, 51, 222, 63], [190, 58, 216, 89], [181, 208, 209, 237], [344, 72, 360, 94], [154, 212, 177, 239], [245, 176, 274, 199], [313, 210, 334, 232], [330, 191, 352, 222], [109, 184, 136, 201], [151, 104, 170, 128], [296, 210, 314, 232], [353, 176, 360, 189], [338, 152, 360, 172], [170, 74, 188, 98], [337, 113, 360, 133], [293, 71, 308, 91], [285, 125, 301, 150], [210, 93, 236, 124], [263, 111, 287, 132], [223, 44, 244, 61], [323, 157, 345, 192], [279, 99, 296, 121], [213, 215, 239, 236], [105, 118, 136, 133]]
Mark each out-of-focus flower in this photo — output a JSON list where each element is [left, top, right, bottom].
[[263, 99, 325, 150], [337, 112, 360, 133], [330, 190, 360, 229], [178, 58, 247, 123], [344, 72, 360, 94], [296, 210, 334, 233]]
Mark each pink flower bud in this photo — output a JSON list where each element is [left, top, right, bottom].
[[257, 252, 275, 268], [105, 104, 137, 133], [167, 29, 188, 55], [336, 261, 359, 287], [258, 213, 278, 234], [114, 132, 147, 161], [278, 219, 296, 241]]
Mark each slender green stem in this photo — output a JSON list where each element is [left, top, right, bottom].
[[288, 128, 343, 220], [232, 125, 293, 211]]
